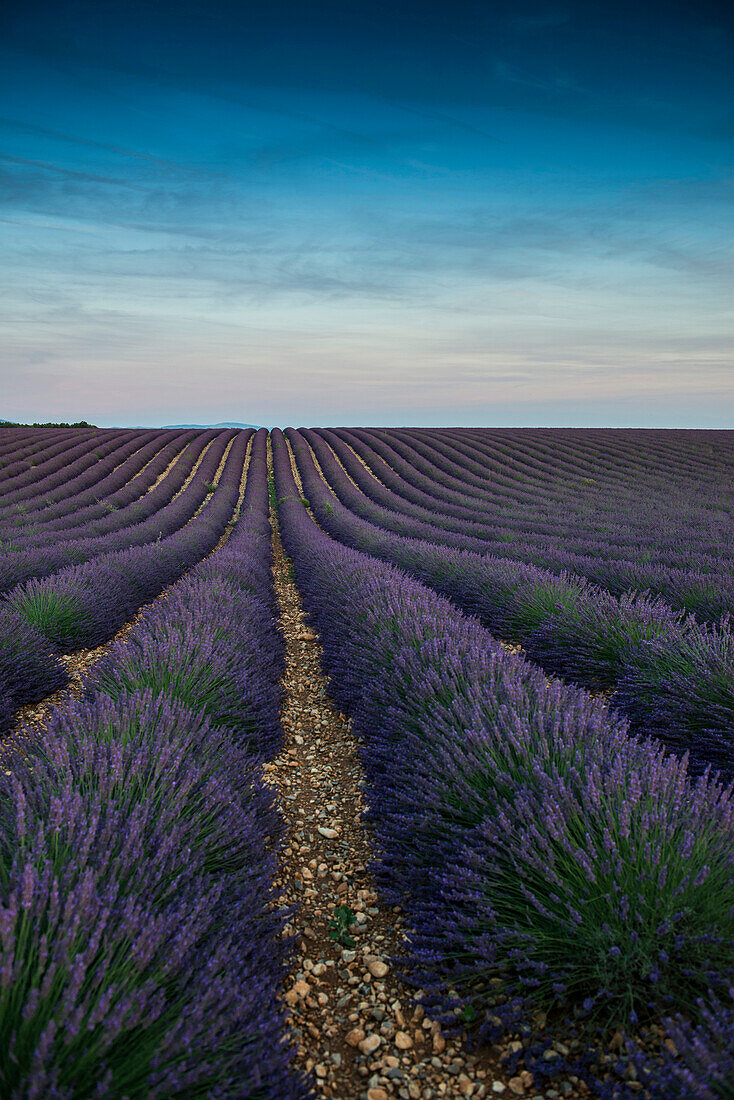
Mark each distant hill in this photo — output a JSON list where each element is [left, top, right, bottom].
[[161, 422, 262, 429]]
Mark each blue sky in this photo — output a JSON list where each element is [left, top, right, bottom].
[[1, 0, 732, 427]]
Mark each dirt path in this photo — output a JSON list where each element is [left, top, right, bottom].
[[266, 508, 519, 1100]]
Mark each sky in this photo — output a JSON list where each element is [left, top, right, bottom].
[[1, 0, 732, 427]]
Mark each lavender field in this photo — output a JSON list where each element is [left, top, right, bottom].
[[1, 424, 733, 1099]]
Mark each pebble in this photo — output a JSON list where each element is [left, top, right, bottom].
[[365, 956, 389, 978], [359, 1033, 383, 1056]]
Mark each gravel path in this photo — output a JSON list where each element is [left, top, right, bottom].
[[267, 509, 567, 1100]]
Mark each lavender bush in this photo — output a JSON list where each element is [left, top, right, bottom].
[[0, 692, 302, 1098], [87, 573, 284, 759], [616, 617, 734, 775], [0, 607, 68, 734]]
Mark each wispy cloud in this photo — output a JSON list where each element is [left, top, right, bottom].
[[0, 116, 210, 175], [0, 153, 160, 192]]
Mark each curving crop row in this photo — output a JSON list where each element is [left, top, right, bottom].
[[272, 428, 734, 1096], [0, 430, 236, 594], [0, 428, 309, 1099], [401, 426, 734, 566], [0, 427, 87, 471], [426, 427, 734, 561], [346, 426, 733, 558], [0, 429, 132, 510], [0, 429, 195, 526], [0, 427, 103, 481], [338, 428, 734, 572], [344, 427, 734, 606], [306, 429, 734, 622], [421, 426, 734, 508], [0, 430, 164, 536], [0, 430, 197, 546], [286, 429, 734, 779], [362, 426, 734, 567], [0, 431, 249, 735], [451, 424, 734, 489]]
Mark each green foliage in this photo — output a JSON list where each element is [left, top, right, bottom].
[[10, 589, 83, 645], [328, 905, 357, 948], [512, 578, 583, 634], [92, 646, 260, 747], [0, 420, 97, 428]]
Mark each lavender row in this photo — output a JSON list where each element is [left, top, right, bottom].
[[287, 430, 734, 779], [413, 426, 733, 503], [0, 429, 163, 538], [415, 426, 734, 513], [0, 429, 128, 493], [0, 427, 92, 473], [307, 430, 734, 623], [338, 428, 734, 573], [0, 430, 197, 546], [367, 428, 734, 610], [381, 426, 733, 556], [0, 430, 235, 595], [413, 427, 734, 566], [451, 425, 734, 491], [0, 429, 134, 511], [0, 426, 102, 481], [390, 427, 734, 569], [272, 429, 734, 1097], [0, 429, 197, 530], [0, 430, 308, 1097], [0, 432, 248, 735]]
